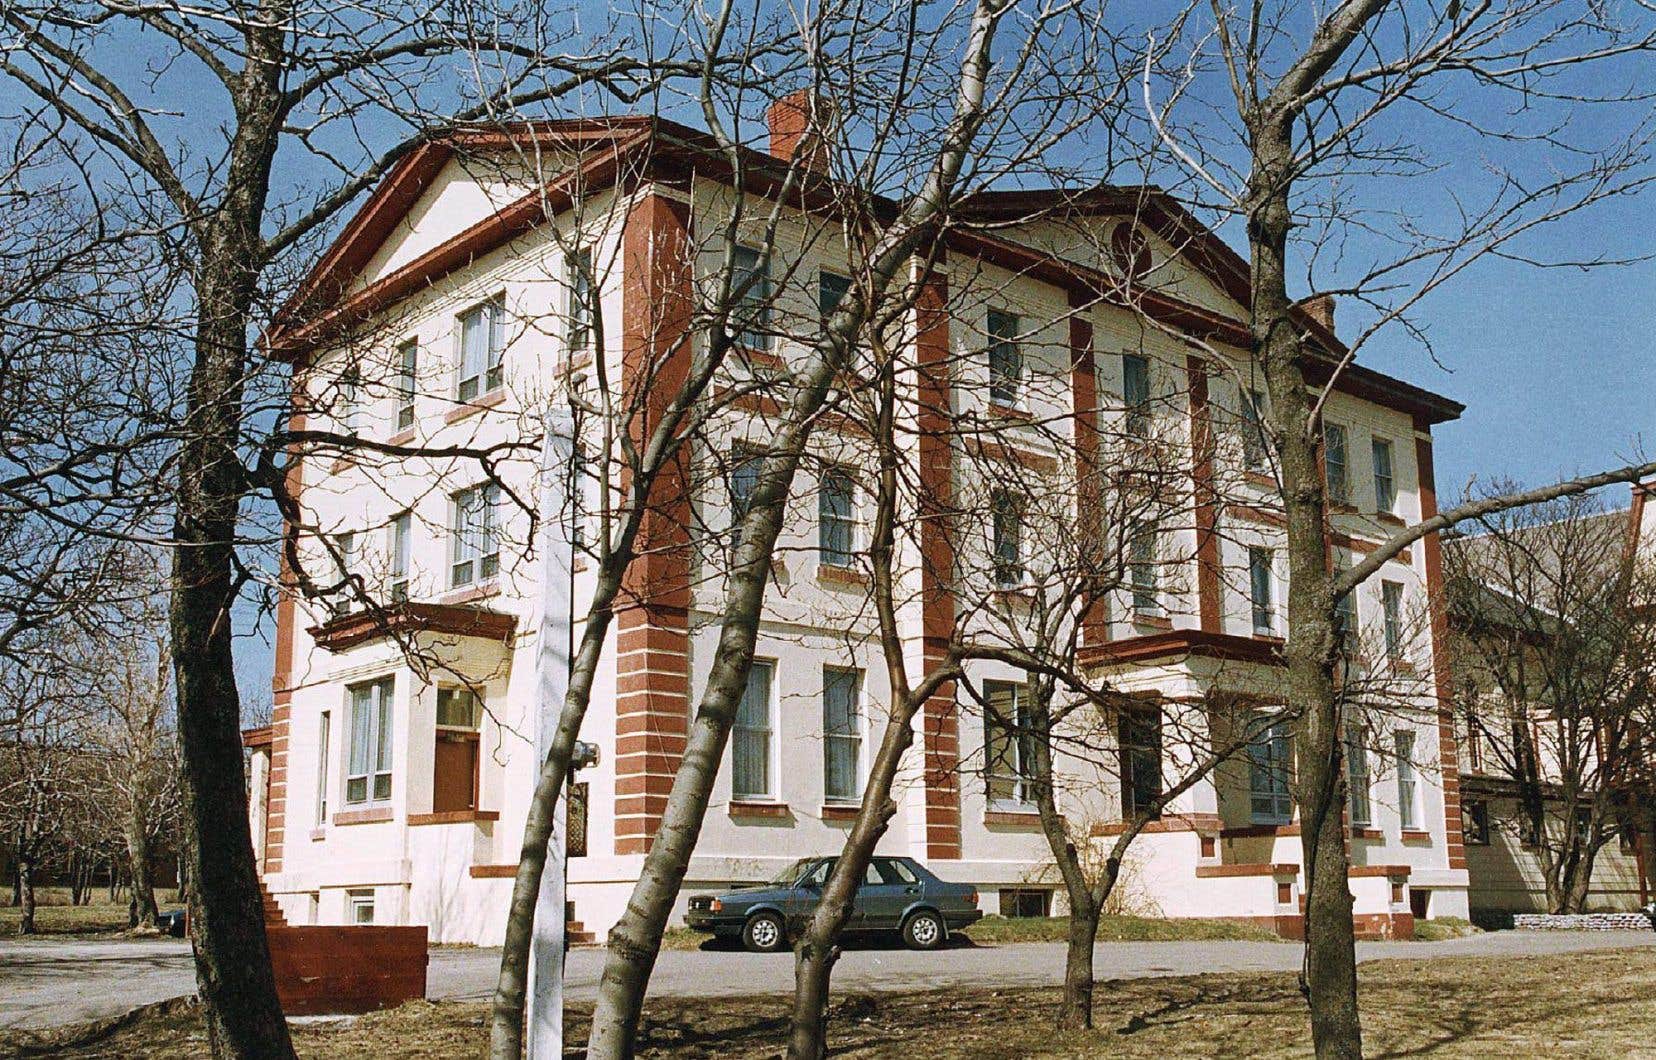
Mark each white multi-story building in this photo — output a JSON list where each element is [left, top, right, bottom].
[[246, 105, 1472, 944]]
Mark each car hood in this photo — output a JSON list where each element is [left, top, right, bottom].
[[695, 885, 793, 906]]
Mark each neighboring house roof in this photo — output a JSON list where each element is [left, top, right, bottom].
[[1444, 508, 1631, 641], [264, 115, 1463, 425]]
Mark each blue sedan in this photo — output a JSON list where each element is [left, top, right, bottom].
[[685, 855, 982, 952]]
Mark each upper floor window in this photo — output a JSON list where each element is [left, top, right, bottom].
[[1372, 436, 1396, 512], [732, 660, 775, 800], [1249, 718, 1294, 824], [818, 467, 856, 568], [1241, 388, 1269, 471], [1120, 705, 1162, 820], [1122, 354, 1151, 438], [1346, 723, 1371, 827], [1324, 422, 1349, 506], [1249, 546, 1275, 636], [331, 531, 357, 617], [991, 490, 1024, 589], [1382, 580, 1405, 662], [1129, 521, 1159, 614], [823, 667, 862, 804], [339, 361, 364, 437], [1333, 578, 1358, 654], [390, 511, 411, 603], [984, 681, 1035, 807], [731, 245, 771, 351], [1394, 729, 1420, 830], [436, 687, 482, 729], [450, 482, 500, 587], [346, 677, 394, 804], [396, 340, 418, 432], [1464, 799, 1491, 845], [315, 711, 331, 826], [987, 309, 1021, 407], [568, 248, 595, 353], [729, 446, 763, 548], [819, 270, 851, 322], [457, 298, 505, 402]]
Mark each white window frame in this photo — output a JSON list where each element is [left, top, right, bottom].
[[984, 680, 1035, 809], [1241, 388, 1269, 471], [1345, 722, 1371, 827], [991, 490, 1024, 589], [1249, 718, 1294, 825], [315, 711, 331, 827], [455, 296, 505, 402], [1129, 521, 1160, 614], [1324, 422, 1350, 506], [732, 659, 775, 800], [345, 677, 394, 805], [1395, 729, 1420, 830], [822, 667, 863, 805], [568, 247, 595, 353], [331, 531, 357, 617], [450, 483, 501, 588], [1122, 353, 1151, 437], [1248, 546, 1275, 636], [395, 339, 418, 431], [339, 360, 365, 437], [731, 245, 771, 351], [987, 309, 1022, 407], [348, 890, 376, 924], [818, 467, 857, 568], [1382, 580, 1405, 662], [436, 686, 483, 731], [389, 510, 411, 602], [1371, 436, 1396, 513]]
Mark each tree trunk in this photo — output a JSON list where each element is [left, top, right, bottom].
[[17, 856, 35, 935], [127, 800, 160, 930], [1059, 894, 1099, 1030], [1249, 123, 1362, 1058]]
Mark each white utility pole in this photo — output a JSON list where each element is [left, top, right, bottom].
[[527, 408, 575, 1060]]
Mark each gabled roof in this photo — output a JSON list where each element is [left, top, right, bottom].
[[267, 116, 1462, 425]]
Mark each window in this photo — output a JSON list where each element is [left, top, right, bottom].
[[1249, 547, 1275, 636], [1241, 388, 1269, 470], [1333, 582, 1358, 654], [878, 858, 919, 886], [1122, 354, 1151, 437], [568, 248, 594, 353], [998, 888, 1052, 919], [1324, 423, 1349, 506], [346, 678, 394, 804], [349, 890, 375, 925], [456, 298, 505, 401], [1346, 723, 1371, 827], [987, 309, 1021, 407], [1120, 706, 1162, 820], [984, 681, 1035, 806], [732, 661, 774, 799], [450, 483, 500, 587], [1620, 820, 1639, 857], [1249, 719, 1294, 824], [819, 270, 851, 321], [389, 511, 411, 602], [731, 245, 771, 350], [570, 445, 588, 553], [823, 667, 862, 804], [819, 468, 856, 568], [729, 446, 763, 548], [436, 687, 482, 729], [396, 340, 417, 431], [1382, 580, 1405, 662], [315, 712, 331, 827], [1465, 710, 1484, 772], [1371, 437, 1395, 512], [331, 531, 357, 616], [991, 491, 1024, 589], [1464, 799, 1491, 845], [1395, 730, 1419, 830], [1129, 522, 1159, 613], [339, 361, 363, 437]]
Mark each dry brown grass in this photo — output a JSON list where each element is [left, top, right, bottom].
[[7, 947, 1653, 1058]]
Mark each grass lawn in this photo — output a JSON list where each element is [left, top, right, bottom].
[[12, 947, 1653, 1058], [659, 914, 1281, 951], [0, 892, 134, 937]]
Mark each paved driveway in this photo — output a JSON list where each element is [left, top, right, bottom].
[[2, 930, 1651, 1031]]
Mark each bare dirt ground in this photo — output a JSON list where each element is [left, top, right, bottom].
[[6, 946, 1652, 1059]]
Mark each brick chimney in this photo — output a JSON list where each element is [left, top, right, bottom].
[[1303, 293, 1336, 332], [767, 89, 830, 173]]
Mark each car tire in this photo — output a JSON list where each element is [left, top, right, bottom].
[[901, 909, 946, 951], [742, 911, 787, 953]]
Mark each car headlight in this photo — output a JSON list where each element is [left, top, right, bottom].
[[710, 898, 723, 913]]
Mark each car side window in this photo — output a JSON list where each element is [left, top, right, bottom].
[[805, 860, 833, 886], [877, 858, 918, 885]]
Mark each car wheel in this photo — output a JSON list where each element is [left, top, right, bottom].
[[742, 911, 787, 953], [902, 910, 946, 951]]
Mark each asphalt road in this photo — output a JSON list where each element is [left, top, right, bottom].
[[2, 929, 1652, 1031]]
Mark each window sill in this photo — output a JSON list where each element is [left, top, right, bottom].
[[1374, 511, 1407, 528], [408, 809, 499, 827], [309, 827, 326, 842], [1350, 827, 1384, 840], [333, 807, 394, 826], [1132, 612, 1173, 630], [736, 345, 786, 371], [1328, 502, 1358, 515], [820, 804, 863, 823], [1195, 862, 1298, 878], [557, 351, 594, 378], [1222, 823, 1300, 838], [1399, 829, 1432, 843], [984, 809, 1047, 829], [468, 863, 518, 879], [987, 402, 1033, 423], [728, 800, 792, 820], [330, 453, 357, 475], [1244, 470, 1277, 489], [387, 428, 416, 448], [993, 586, 1036, 604], [444, 388, 507, 424], [816, 564, 868, 589], [440, 580, 500, 606]]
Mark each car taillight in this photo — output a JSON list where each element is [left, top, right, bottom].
[[710, 899, 723, 912], [967, 889, 978, 905]]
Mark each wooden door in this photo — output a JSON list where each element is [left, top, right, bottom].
[[433, 733, 478, 813]]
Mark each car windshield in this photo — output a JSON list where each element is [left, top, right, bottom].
[[769, 858, 818, 886]]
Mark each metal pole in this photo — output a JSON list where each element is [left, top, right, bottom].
[[527, 408, 574, 1060]]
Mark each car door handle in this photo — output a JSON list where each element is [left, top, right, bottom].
[[905, 887, 919, 895]]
